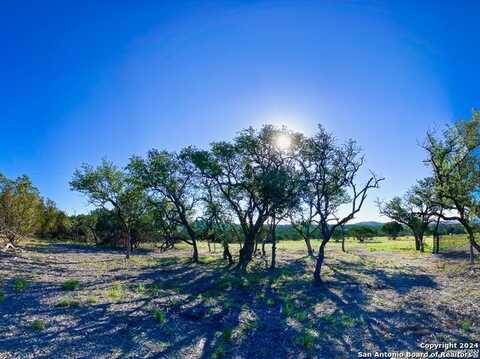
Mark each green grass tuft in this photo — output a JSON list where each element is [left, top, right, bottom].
[[56, 297, 79, 307], [296, 331, 315, 349], [222, 328, 233, 341], [108, 284, 126, 300], [136, 283, 145, 295], [14, 278, 28, 293], [460, 320, 471, 332], [153, 308, 166, 323], [31, 319, 46, 331], [87, 296, 98, 304], [61, 280, 80, 291]]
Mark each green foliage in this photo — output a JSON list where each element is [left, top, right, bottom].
[[14, 278, 28, 292], [461, 320, 471, 332], [222, 328, 233, 341], [70, 160, 148, 254], [87, 296, 98, 304], [212, 341, 228, 359], [153, 308, 166, 323], [0, 175, 43, 243], [61, 280, 80, 291], [56, 298, 79, 307], [296, 331, 315, 349], [349, 226, 377, 242], [0, 289, 5, 302], [107, 284, 126, 300], [381, 221, 403, 239], [136, 283, 145, 295], [31, 319, 46, 331], [340, 314, 356, 327], [379, 178, 438, 248], [424, 111, 480, 242]]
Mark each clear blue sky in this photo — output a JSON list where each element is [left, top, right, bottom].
[[1, 1, 479, 221]]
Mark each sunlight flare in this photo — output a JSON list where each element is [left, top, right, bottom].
[[275, 133, 292, 151]]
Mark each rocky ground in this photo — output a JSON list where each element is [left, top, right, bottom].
[[0, 239, 479, 358]]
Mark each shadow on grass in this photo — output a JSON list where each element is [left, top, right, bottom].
[[0, 242, 475, 359]]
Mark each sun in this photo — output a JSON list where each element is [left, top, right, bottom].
[[275, 133, 292, 151]]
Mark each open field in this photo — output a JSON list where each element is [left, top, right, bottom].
[[0, 236, 479, 358]]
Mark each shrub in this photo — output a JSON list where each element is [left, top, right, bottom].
[[14, 278, 28, 292], [153, 308, 166, 323], [87, 296, 97, 304], [61, 280, 80, 291], [31, 319, 46, 331], [222, 328, 233, 341], [461, 321, 471, 332], [0, 289, 5, 302], [56, 298, 79, 307], [296, 331, 315, 349], [136, 283, 145, 295], [108, 284, 126, 300]]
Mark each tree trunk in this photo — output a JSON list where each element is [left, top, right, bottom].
[[432, 215, 441, 254], [238, 233, 255, 271], [419, 234, 424, 253], [223, 241, 234, 266], [192, 240, 199, 263], [341, 235, 346, 253], [465, 226, 477, 264], [414, 235, 420, 251], [261, 239, 266, 256], [90, 228, 99, 245], [305, 237, 314, 256], [313, 239, 328, 284], [270, 219, 276, 270], [126, 231, 131, 259]]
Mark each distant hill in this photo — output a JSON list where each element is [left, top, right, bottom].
[[346, 221, 384, 228]]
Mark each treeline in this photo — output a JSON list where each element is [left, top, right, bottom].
[[0, 175, 72, 244], [379, 111, 480, 261], [2, 111, 479, 282], [68, 124, 384, 282]]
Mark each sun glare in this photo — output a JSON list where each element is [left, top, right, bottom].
[[275, 133, 292, 151]]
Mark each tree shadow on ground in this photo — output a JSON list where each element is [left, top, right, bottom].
[[0, 243, 477, 359]]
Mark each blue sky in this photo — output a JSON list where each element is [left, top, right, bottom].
[[1, 1, 479, 221]]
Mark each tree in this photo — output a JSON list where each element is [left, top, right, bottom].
[[129, 148, 202, 262], [296, 125, 383, 283], [349, 226, 377, 242], [423, 111, 480, 263], [200, 182, 235, 265], [378, 178, 437, 252], [290, 191, 318, 256], [0, 174, 42, 246], [191, 126, 300, 270], [70, 160, 145, 258], [381, 221, 403, 240], [39, 199, 71, 239], [73, 213, 99, 244]]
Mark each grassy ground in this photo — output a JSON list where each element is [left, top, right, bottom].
[[0, 236, 478, 358]]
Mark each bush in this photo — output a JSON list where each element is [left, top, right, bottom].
[[56, 298, 79, 307], [61, 280, 80, 291], [14, 278, 28, 292], [108, 284, 126, 300], [31, 319, 46, 331], [153, 308, 166, 323]]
